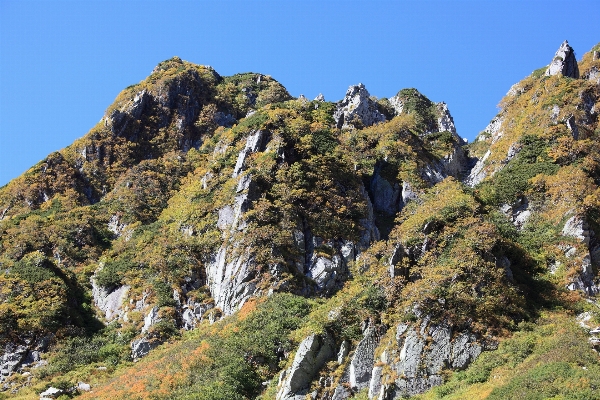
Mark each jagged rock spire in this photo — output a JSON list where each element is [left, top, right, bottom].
[[334, 84, 386, 129], [545, 40, 580, 78]]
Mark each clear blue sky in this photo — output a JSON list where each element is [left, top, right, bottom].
[[1, 0, 598, 186]]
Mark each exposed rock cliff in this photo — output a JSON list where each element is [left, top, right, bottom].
[[334, 84, 386, 129], [369, 322, 485, 399], [2, 42, 600, 400], [277, 333, 335, 399], [545, 40, 580, 78]]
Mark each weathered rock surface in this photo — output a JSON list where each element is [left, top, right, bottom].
[[141, 306, 161, 333], [39, 386, 63, 399], [0, 337, 49, 385], [131, 337, 160, 360], [207, 247, 258, 315], [465, 115, 505, 187], [500, 196, 531, 230], [369, 321, 483, 399], [232, 130, 267, 177], [107, 213, 127, 238], [277, 333, 335, 400], [77, 382, 91, 392], [91, 282, 130, 321], [584, 66, 600, 84], [1, 343, 29, 380], [359, 184, 381, 248], [299, 232, 354, 294], [370, 164, 402, 216], [207, 130, 270, 315], [545, 40, 580, 79], [349, 325, 385, 391], [334, 84, 386, 129], [435, 102, 458, 135], [562, 215, 599, 295], [181, 299, 214, 330], [440, 144, 470, 179]]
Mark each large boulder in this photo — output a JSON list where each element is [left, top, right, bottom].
[[131, 337, 160, 360]]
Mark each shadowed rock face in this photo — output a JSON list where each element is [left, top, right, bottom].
[[545, 40, 580, 78]]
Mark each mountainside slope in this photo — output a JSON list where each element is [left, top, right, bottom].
[[1, 41, 600, 400]]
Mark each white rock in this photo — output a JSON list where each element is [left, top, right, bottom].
[[334, 84, 386, 129]]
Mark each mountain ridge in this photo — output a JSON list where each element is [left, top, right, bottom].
[[1, 40, 600, 399]]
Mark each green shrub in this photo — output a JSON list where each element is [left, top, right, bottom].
[[478, 134, 559, 206], [94, 259, 135, 288], [311, 129, 338, 154], [154, 279, 176, 308], [11, 253, 57, 283]]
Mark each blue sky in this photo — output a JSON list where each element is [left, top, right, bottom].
[[1, 0, 598, 186]]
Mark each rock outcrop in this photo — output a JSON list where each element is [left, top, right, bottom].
[[131, 337, 160, 360], [562, 215, 599, 295], [369, 321, 484, 399], [207, 130, 270, 315], [91, 282, 130, 321], [545, 40, 580, 79], [465, 116, 504, 187], [349, 325, 385, 391], [435, 102, 458, 135], [1, 337, 49, 385], [277, 333, 335, 399], [500, 196, 531, 230], [334, 84, 386, 129]]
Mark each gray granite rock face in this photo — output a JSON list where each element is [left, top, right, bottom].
[[401, 181, 418, 205], [334, 84, 386, 129], [370, 166, 402, 216], [206, 246, 257, 315], [566, 115, 580, 140], [1, 337, 50, 384], [500, 196, 531, 230], [349, 326, 385, 391], [562, 215, 599, 295], [277, 334, 335, 400], [368, 321, 483, 399], [303, 235, 353, 294], [465, 114, 505, 187], [232, 130, 267, 177], [435, 102, 457, 134], [181, 299, 214, 330], [207, 130, 270, 315], [131, 337, 160, 360], [0, 343, 28, 380], [91, 281, 130, 321], [545, 40, 580, 79], [440, 144, 470, 179], [141, 306, 161, 333], [359, 184, 381, 249], [584, 66, 600, 84]]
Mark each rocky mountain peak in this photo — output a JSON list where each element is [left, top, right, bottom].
[[2, 42, 600, 400], [334, 83, 386, 129], [545, 40, 580, 78]]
